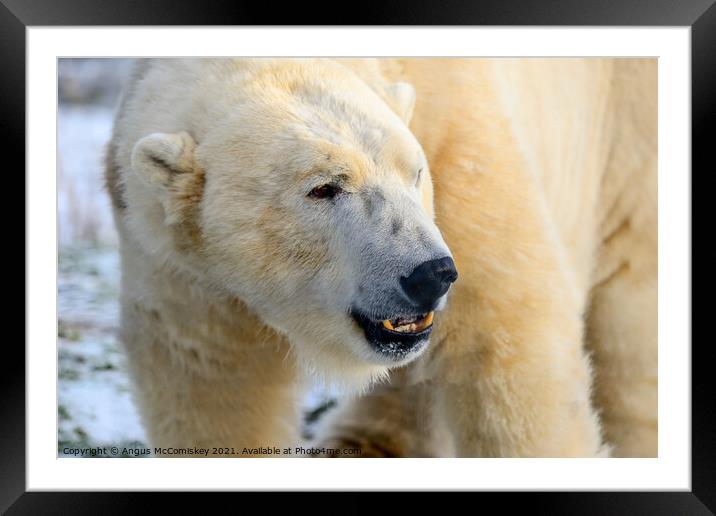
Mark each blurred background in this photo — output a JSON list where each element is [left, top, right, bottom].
[[57, 59, 332, 456], [57, 58, 148, 456]]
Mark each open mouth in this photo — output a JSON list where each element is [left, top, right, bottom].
[[380, 312, 434, 333], [351, 310, 434, 358]]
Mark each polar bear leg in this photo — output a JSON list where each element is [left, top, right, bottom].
[[314, 367, 452, 457], [585, 256, 657, 457], [424, 155, 606, 457], [584, 59, 657, 458], [121, 302, 300, 457], [585, 204, 658, 458], [429, 285, 607, 458]]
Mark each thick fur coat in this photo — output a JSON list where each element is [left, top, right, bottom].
[[106, 58, 656, 457]]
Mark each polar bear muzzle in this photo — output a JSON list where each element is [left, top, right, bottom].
[[350, 255, 457, 358]]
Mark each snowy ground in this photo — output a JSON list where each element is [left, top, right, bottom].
[[57, 81, 333, 456], [58, 245, 149, 456], [57, 96, 150, 456]]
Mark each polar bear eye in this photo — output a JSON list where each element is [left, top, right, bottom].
[[415, 168, 423, 186], [309, 184, 342, 200]]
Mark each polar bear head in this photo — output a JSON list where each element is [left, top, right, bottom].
[[127, 60, 457, 387]]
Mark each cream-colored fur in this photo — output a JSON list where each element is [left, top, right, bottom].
[[107, 58, 656, 457]]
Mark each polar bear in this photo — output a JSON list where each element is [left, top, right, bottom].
[[106, 58, 656, 457]]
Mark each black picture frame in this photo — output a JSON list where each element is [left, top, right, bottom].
[[5, 0, 710, 512]]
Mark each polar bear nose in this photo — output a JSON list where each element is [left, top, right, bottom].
[[400, 257, 458, 309]]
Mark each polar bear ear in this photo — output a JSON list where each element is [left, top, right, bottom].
[[384, 82, 416, 124], [131, 131, 198, 189]]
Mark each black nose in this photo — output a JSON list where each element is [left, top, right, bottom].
[[400, 257, 458, 309]]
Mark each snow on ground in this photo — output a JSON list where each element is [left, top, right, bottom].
[[57, 97, 150, 456], [58, 245, 149, 456]]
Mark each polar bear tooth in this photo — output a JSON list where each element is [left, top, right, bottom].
[[422, 311, 434, 328], [382, 312, 435, 333]]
